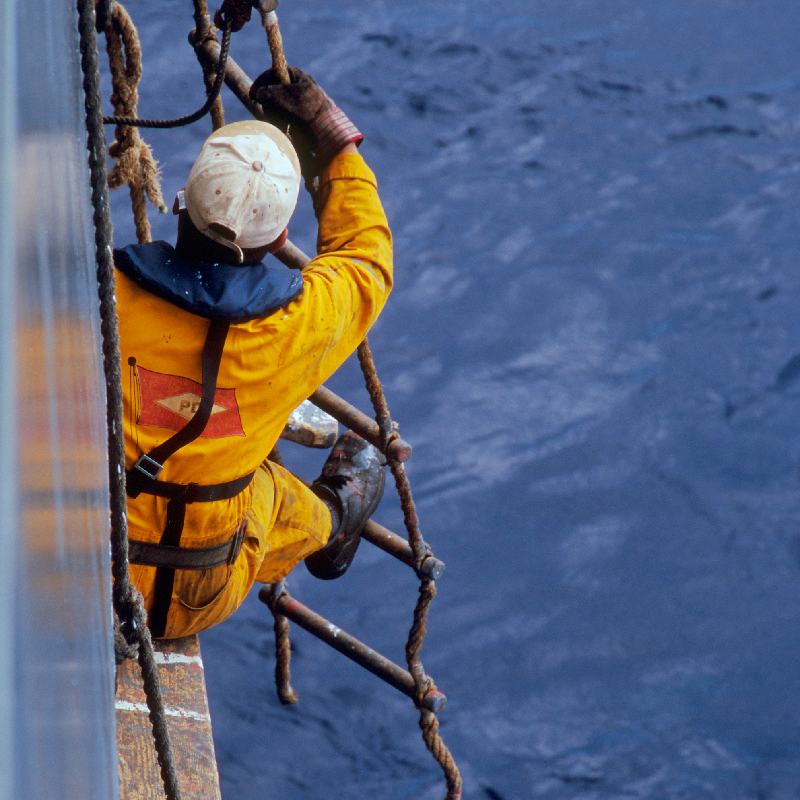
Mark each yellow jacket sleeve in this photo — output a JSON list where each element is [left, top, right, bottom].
[[249, 151, 393, 399]]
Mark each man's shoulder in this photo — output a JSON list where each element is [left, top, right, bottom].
[[115, 241, 303, 323]]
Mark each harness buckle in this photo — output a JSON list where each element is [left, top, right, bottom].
[[133, 453, 164, 481]]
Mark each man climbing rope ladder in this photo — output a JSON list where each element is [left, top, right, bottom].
[[115, 66, 391, 639]]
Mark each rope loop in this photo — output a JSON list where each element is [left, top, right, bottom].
[[102, 19, 233, 129], [104, 2, 166, 243], [357, 335, 463, 796], [414, 674, 436, 709], [191, 21, 221, 48]]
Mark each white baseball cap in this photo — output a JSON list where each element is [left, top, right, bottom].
[[184, 120, 301, 263]]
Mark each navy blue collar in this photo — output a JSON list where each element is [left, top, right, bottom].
[[114, 240, 304, 323]]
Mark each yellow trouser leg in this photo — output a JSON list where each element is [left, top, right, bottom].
[[252, 459, 333, 583], [162, 460, 332, 638]]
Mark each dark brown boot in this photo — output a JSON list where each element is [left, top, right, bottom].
[[304, 431, 385, 580]]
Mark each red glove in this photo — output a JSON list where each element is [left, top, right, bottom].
[[250, 66, 363, 176]]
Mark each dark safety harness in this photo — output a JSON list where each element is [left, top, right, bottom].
[[125, 319, 254, 636], [115, 240, 304, 637]]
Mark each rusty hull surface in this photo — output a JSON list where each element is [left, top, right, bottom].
[[116, 636, 221, 800]]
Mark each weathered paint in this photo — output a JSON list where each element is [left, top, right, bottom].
[[116, 636, 221, 800], [280, 399, 338, 448]]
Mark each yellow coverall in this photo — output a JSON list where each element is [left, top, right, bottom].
[[117, 152, 392, 638]]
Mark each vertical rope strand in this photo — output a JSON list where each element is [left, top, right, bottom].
[[357, 338, 463, 799], [357, 339, 394, 444], [77, 0, 129, 612], [192, 0, 226, 130], [104, 2, 167, 244], [77, 1, 181, 796], [267, 582, 298, 705], [260, 7, 290, 84]]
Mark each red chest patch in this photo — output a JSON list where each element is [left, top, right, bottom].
[[136, 365, 244, 438]]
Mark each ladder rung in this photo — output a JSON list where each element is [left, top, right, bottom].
[[310, 385, 412, 463], [363, 519, 445, 581], [260, 588, 446, 714]]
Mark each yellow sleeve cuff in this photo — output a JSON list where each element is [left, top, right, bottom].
[[320, 151, 378, 186]]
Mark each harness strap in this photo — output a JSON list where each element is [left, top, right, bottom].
[[126, 318, 239, 637], [127, 470, 255, 502], [129, 521, 247, 570], [129, 319, 231, 483]]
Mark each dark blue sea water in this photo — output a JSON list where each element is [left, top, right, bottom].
[[110, 2, 800, 797]]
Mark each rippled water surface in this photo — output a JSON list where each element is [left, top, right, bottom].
[[111, 2, 800, 797]]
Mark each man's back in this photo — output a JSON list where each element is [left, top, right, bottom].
[[117, 148, 392, 636]]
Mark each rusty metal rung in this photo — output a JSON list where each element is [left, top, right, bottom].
[[309, 385, 412, 462], [363, 519, 445, 580], [259, 587, 447, 714]]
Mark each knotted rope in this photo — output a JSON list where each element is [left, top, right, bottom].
[[251, 11, 462, 793], [104, 2, 166, 244], [102, 17, 233, 128], [77, 0, 181, 797], [358, 340, 463, 799]]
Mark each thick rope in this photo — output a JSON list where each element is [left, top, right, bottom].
[[114, 607, 138, 665], [260, 7, 290, 84], [104, 2, 166, 243], [249, 12, 461, 793], [357, 340, 395, 448], [102, 20, 232, 128], [358, 340, 463, 799], [266, 582, 299, 705], [191, 0, 226, 130], [77, 1, 181, 797], [273, 613, 298, 704]]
